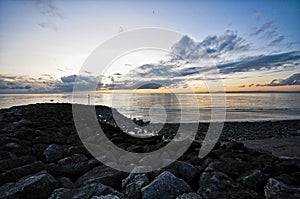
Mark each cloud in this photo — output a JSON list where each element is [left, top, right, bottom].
[[249, 20, 287, 48], [257, 73, 300, 87], [38, 22, 58, 31], [269, 36, 284, 46], [57, 75, 102, 92], [0, 74, 103, 93], [0, 74, 59, 93], [250, 21, 275, 37], [216, 51, 300, 74], [171, 30, 249, 61], [36, 0, 64, 18]]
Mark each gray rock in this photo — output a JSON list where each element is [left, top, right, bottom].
[[58, 154, 89, 178], [198, 171, 262, 199], [57, 177, 75, 189], [165, 160, 201, 186], [66, 145, 90, 156], [49, 182, 123, 199], [237, 169, 266, 191], [0, 161, 44, 186], [44, 144, 62, 163], [0, 143, 22, 151], [204, 160, 243, 178], [199, 171, 237, 190], [176, 192, 202, 199], [142, 171, 191, 199], [91, 195, 120, 199], [75, 165, 128, 190], [48, 188, 74, 199], [0, 171, 56, 199], [1, 119, 32, 132], [0, 151, 17, 160], [264, 178, 300, 199], [122, 172, 149, 199], [0, 155, 36, 173]]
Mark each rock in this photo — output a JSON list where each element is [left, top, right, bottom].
[[165, 160, 201, 187], [48, 188, 74, 199], [66, 145, 90, 157], [0, 151, 17, 160], [58, 154, 89, 178], [75, 165, 128, 190], [15, 118, 32, 126], [53, 183, 123, 199], [0, 171, 56, 199], [198, 171, 237, 191], [91, 195, 120, 199], [0, 161, 44, 186], [0, 155, 36, 173], [44, 144, 62, 163], [225, 141, 245, 151], [176, 192, 202, 199], [57, 177, 75, 189], [122, 171, 149, 199], [1, 119, 32, 133], [141, 171, 192, 199], [0, 142, 22, 151], [88, 158, 103, 169], [72, 183, 122, 199], [198, 171, 262, 199], [45, 163, 60, 177], [204, 160, 243, 178], [237, 170, 266, 192], [264, 178, 300, 199]]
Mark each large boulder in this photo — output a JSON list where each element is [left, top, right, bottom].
[[58, 154, 89, 178], [43, 144, 62, 163], [48, 183, 123, 199], [197, 171, 262, 199], [57, 177, 75, 189], [122, 171, 150, 199], [237, 169, 266, 192], [141, 171, 192, 199], [165, 160, 201, 187], [0, 161, 44, 186], [0, 171, 56, 199], [264, 178, 300, 199], [0, 155, 36, 173], [75, 165, 128, 190], [204, 160, 244, 178]]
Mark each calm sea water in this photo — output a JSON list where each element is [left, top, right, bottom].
[[0, 93, 299, 123]]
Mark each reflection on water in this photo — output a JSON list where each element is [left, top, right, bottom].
[[0, 93, 299, 123]]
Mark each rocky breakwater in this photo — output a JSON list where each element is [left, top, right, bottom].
[[0, 103, 299, 199]]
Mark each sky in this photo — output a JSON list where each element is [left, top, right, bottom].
[[0, 0, 299, 93]]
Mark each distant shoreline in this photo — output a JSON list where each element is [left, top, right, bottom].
[[0, 90, 300, 95]]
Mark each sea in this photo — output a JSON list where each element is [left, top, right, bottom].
[[0, 93, 299, 123]]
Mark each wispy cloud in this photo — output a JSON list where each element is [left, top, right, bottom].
[[35, 0, 64, 31], [36, 0, 64, 18], [38, 22, 58, 31], [250, 21, 275, 37], [269, 36, 285, 46], [216, 51, 300, 74]]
